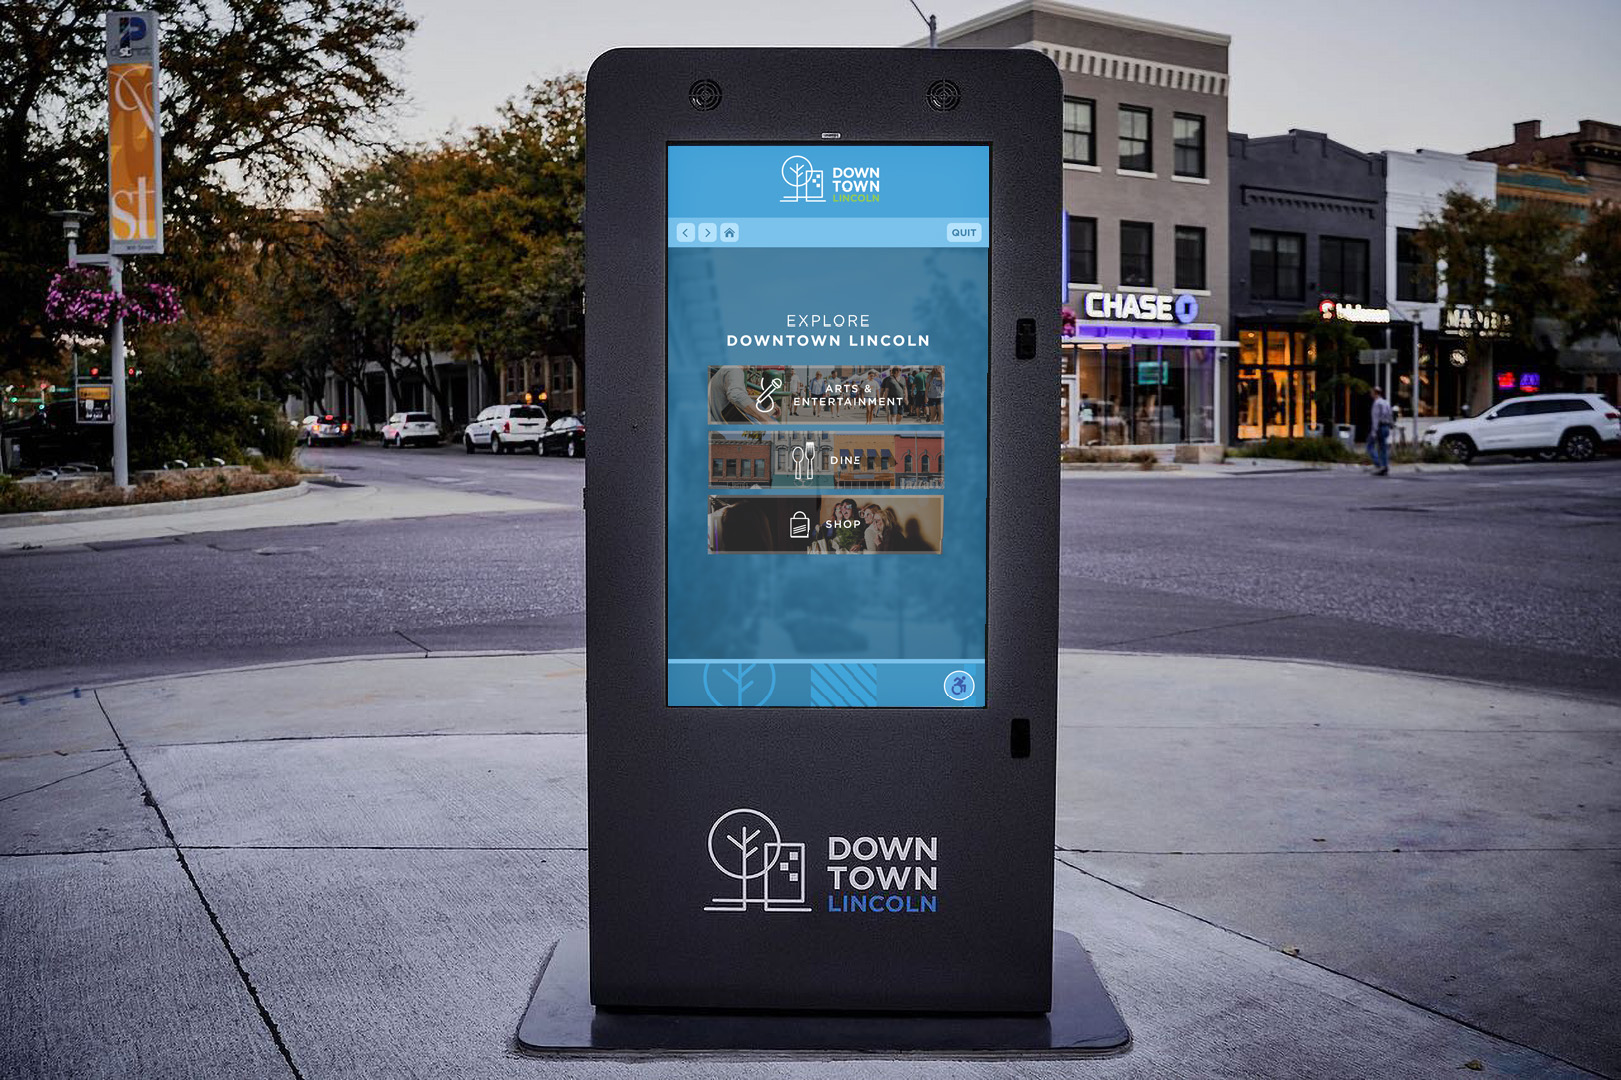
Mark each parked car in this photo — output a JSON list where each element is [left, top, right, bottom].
[[540, 413, 585, 458], [464, 404, 548, 454], [1421, 394, 1620, 464], [380, 411, 440, 448], [300, 414, 353, 446], [1, 400, 111, 469]]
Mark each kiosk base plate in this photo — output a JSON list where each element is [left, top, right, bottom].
[[515, 930, 1130, 1056]]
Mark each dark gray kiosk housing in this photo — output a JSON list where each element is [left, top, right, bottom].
[[519, 46, 1128, 1054]]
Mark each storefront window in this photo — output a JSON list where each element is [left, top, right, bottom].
[[1063, 341, 1217, 447], [1237, 328, 1317, 440]]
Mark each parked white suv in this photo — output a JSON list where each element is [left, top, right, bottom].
[[1421, 393, 1620, 464], [464, 404, 548, 454], [381, 411, 440, 448]]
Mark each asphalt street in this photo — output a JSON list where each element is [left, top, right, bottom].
[[2, 443, 1619, 700]]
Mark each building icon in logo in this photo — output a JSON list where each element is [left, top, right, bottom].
[[781, 155, 825, 203], [703, 808, 811, 912]]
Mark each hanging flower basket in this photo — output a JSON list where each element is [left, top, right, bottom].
[[1061, 306, 1078, 338], [45, 265, 183, 331]]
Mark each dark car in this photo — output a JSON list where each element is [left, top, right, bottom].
[[540, 413, 585, 458], [300, 414, 353, 446], [1, 401, 112, 470]]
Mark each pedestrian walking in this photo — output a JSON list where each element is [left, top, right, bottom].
[[1367, 386, 1394, 476], [789, 369, 803, 416], [810, 371, 824, 416]]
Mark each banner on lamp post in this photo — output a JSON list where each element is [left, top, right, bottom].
[[106, 11, 163, 255]]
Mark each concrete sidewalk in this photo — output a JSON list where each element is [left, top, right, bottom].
[[2, 651, 1616, 1079], [0, 480, 567, 552]]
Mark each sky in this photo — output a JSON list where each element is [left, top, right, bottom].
[[390, 0, 1621, 156]]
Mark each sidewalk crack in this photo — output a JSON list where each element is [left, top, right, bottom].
[[94, 690, 306, 1080], [0, 759, 118, 804], [1052, 852, 1613, 1079], [395, 629, 430, 654]]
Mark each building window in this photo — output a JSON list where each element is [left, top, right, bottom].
[[1174, 226, 1206, 290], [1173, 113, 1205, 178], [1063, 97, 1095, 165], [1250, 230, 1304, 301], [712, 458, 722, 477], [1067, 215, 1098, 284], [904, 453, 912, 472], [938, 453, 944, 473], [1395, 228, 1436, 302], [725, 458, 737, 477], [1118, 105, 1152, 172], [921, 453, 930, 473], [1120, 221, 1154, 287], [880, 449, 892, 470], [1320, 236, 1369, 304]]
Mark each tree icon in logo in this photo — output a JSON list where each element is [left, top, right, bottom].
[[781, 155, 823, 202], [782, 155, 813, 190], [703, 808, 812, 912], [709, 808, 779, 885]]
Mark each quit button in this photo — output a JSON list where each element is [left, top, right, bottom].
[[946, 222, 983, 243]]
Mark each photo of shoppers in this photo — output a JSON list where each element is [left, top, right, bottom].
[[706, 495, 941, 553], [708, 367, 943, 425]]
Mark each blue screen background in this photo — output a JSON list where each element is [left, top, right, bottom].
[[667, 145, 988, 708]]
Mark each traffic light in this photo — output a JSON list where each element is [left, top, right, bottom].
[[89, 366, 100, 377]]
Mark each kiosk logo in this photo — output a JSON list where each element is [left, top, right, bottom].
[[704, 808, 812, 913], [703, 808, 942, 916], [781, 155, 825, 202]]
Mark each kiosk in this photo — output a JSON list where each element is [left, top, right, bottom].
[[520, 47, 1128, 1054]]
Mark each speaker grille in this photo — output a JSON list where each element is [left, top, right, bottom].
[[689, 79, 722, 112], [925, 79, 961, 112]]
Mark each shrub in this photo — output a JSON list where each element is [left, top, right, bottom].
[[1227, 436, 1362, 463], [1059, 446, 1158, 467]]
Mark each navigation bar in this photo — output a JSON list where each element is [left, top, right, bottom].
[[668, 218, 987, 249]]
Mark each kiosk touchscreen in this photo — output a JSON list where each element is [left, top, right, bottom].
[[584, 48, 1061, 1015], [669, 142, 987, 708]]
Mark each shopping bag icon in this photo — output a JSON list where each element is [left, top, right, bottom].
[[789, 511, 811, 539]]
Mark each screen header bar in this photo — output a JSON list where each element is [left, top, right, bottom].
[[668, 144, 989, 219]]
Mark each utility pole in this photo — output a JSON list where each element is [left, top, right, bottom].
[[908, 0, 937, 47], [52, 209, 130, 487]]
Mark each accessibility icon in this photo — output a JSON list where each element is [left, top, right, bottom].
[[943, 669, 975, 702]]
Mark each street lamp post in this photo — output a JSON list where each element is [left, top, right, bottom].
[[907, 0, 937, 47], [50, 209, 130, 488]]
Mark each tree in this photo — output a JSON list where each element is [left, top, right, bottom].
[[1300, 309, 1371, 434], [1417, 189, 1583, 407], [0, 0, 416, 371], [1573, 204, 1621, 346]]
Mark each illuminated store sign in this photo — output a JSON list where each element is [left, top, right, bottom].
[[1318, 299, 1390, 324], [1081, 290, 1198, 324], [1445, 306, 1509, 337]]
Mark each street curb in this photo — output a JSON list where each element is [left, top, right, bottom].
[[0, 478, 312, 528], [1223, 459, 1472, 474], [1060, 462, 1180, 472], [5, 644, 1610, 712]]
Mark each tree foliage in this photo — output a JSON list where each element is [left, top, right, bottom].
[[1299, 309, 1371, 432], [213, 74, 587, 424], [0, 0, 415, 369], [1573, 204, 1621, 345]]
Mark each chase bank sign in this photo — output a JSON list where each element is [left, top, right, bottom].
[[1081, 290, 1199, 324]]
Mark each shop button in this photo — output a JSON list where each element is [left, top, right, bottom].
[[946, 222, 983, 243]]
